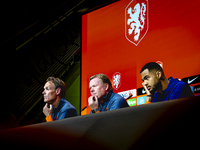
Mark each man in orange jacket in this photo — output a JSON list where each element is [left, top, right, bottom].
[[42, 77, 78, 122]]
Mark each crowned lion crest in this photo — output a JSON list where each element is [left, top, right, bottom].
[[125, 0, 148, 46]]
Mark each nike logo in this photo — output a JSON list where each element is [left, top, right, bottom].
[[142, 89, 146, 94], [188, 76, 199, 84]]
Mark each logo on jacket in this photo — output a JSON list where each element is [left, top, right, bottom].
[[112, 72, 121, 90], [125, 0, 148, 46]]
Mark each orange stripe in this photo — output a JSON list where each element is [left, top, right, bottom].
[[96, 110, 100, 113], [46, 115, 53, 122]]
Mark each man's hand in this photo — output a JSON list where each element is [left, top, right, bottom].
[[88, 96, 99, 110], [142, 82, 151, 95], [43, 103, 53, 117], [142, 82, 153, 102]]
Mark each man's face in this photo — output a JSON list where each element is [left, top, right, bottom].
[[140, 69, 160, 94], [89, 77, 107, 100], [42, 81, 57, 103]]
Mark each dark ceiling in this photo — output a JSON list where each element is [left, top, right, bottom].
[[1, 0, 117, 47]]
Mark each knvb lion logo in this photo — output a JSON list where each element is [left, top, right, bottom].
[[112, 72, 121, 90], [125, 0, 148, 46]]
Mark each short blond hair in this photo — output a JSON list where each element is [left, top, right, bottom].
[[89, 74, 113, 91]]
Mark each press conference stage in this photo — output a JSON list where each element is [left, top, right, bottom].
[[0, 96, 199, 150]]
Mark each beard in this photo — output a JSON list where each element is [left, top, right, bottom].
[[150, 81, 161, 94]]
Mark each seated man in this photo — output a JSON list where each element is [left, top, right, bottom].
[[88, 74, 129, 113], [140, 62, 194, 102], [42, 77, 78, 122]]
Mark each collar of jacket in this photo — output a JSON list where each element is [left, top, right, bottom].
[[102, 90, 113, 103]]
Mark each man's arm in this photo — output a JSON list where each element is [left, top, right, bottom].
[[171, 82, 194, 99], [109, 94, 129, 110], [57, 107, 78, 120]]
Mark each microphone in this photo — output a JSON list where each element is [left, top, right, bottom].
[[81, 106, 87, 112], [79, 106, 87, 115], [126, 93, 133, 100], [93, 97, 96, 101]]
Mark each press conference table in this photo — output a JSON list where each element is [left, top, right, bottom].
[[0, 96, 199, 150]]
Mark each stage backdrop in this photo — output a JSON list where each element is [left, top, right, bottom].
[[81, 0, 200, 115]]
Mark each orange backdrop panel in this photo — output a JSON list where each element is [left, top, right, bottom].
[[81, 0, 200, 115]]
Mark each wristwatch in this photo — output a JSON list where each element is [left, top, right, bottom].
[[92, 108, 99, 113]]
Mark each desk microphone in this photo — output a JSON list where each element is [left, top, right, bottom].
[[93, 97, 96, 101], [126, 94, 133, 100], [79, 106, 87, 115], [81, 106, 87, 112]]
